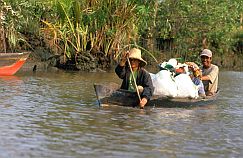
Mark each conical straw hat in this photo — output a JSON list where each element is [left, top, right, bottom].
[[129, 48, 147, 67]]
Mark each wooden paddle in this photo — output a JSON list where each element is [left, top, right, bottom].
[[126, 57, 142, 103], [94, 84, 101, 107]]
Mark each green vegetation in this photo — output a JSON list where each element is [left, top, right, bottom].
[[0, 0, 242, 70]]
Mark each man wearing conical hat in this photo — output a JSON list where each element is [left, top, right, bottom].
[[115, 48, 154, 108]]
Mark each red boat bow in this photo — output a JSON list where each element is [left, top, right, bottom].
[[0, 52, 31, 76]]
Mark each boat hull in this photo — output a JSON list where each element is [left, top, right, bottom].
[[0, 52, 30, 76], [94, 83, 219, 108]]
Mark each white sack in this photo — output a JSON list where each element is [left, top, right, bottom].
[[150, 70, 177, 97], [175, 74, 199, 98]]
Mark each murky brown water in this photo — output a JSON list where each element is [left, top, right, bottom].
[[0, 69, 242, 158]]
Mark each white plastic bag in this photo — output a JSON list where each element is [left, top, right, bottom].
[[175, 74, 199, 98], [150, 70, 177, 97]]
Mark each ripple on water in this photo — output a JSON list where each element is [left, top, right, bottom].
[[0, 71, 242, 157]]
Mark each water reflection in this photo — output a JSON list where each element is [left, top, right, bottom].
[[0, 75, 21, 81]]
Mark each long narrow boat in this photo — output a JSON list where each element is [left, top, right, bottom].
[[94, 83, 219, 108], [0, 52, 30, 76]]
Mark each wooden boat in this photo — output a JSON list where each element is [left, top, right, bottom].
[[94, 83, 219, 108], [0, 52, 30, 76]]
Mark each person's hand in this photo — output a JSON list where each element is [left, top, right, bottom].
[[121, 51, 130, 60], [194, 69, 202, 79], [139, 97, 148, 109], [186, 62, 199, 71], [119, 51, 129, 66]]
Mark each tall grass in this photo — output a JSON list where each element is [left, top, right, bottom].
[[39, 0, 157, 64]]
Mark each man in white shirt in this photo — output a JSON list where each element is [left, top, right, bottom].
[[200, 49, 219, 96]]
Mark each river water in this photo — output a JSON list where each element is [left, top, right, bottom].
[[0, 69, 242, 158]]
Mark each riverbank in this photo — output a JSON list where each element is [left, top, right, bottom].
[[21, 57, 242, 74], [20, 48, 243, 73]]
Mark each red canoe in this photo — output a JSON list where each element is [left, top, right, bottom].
[[0, 52, 31, 76]]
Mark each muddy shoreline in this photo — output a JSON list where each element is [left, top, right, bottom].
[[22, 57, 242, 73]]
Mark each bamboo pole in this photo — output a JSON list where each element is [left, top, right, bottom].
[[126, 56, 142, 103]]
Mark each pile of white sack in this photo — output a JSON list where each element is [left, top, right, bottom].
[[150, 58, 199, 98]]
